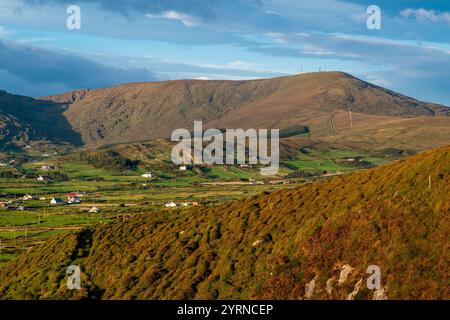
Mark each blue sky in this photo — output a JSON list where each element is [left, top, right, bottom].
[[0, 0, 449, 105]]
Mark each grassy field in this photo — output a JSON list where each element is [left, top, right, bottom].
[[0, 147, 392, 267]]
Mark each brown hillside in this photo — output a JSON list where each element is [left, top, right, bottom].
[[42, 72, 449, 147], [0, 90, 82, 150], [0, 145, 448, 300]]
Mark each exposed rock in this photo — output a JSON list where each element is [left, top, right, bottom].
[[347, 278, 363, 300], [338, 264, 354, 285], [304, 276, 318, 299], [326, 276, 336, 297], [373, 287, 388, 300], [252, 240, 262, 247]]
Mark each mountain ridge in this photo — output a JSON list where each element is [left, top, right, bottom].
[[1, 72, 449, 151]]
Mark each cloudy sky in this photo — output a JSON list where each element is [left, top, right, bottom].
[[0, 0, 449, 105]]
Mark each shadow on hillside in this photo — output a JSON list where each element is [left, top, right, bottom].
[[0, 91, 83, 147]]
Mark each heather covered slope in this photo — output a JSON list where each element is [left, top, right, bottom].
[[0, 146, 448, 300]]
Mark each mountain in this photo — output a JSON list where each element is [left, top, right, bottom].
[[0, 145, 448, 300], [0, 90, 82, 151], [43, 72, 449, 149], [1, 72, 449, 153]]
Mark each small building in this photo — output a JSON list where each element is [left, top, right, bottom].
[[50, 198, 64, 205], [22, 194, 34, 201], [165, 202, 177, 208], [141, 173, 152, 178], [89, 207, 100, 213], [67, 196, 81, 204], [40, 165, 53, 171], [179, 166, 187, 171], [37, 175, 50, 182]]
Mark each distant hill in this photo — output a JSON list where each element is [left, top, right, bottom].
[[43, 72, 450, 147], [1, 145, 448, 300], [1, 72, 450, 153], [0, 90, 82, 151]]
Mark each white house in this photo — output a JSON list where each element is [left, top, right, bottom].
[[179, 166, 187, 171], [89, 207, 100, 213], [67, 196, 81, 204], [141, 172, 152, 178], [23, 194, 34, 201], [50, 198, 64, 205], [37, 175, 50, 182], [165, 202, 177, 208]]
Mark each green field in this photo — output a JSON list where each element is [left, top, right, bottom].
[[0, 147, 392, 267]]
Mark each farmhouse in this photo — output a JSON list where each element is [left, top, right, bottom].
[[50, 198, 64, 205], [67, 196, 81, 204], [165, 202, 177, 208]]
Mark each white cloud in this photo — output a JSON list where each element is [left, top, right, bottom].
[[0, 4, 10, 14], [227, 60, 258, 69], [0, 26, 11, 38], [146, 10, 199, 27], [400, 8, 450, 24], [15, 37, 55, 44], [195, 76, 209, 80]]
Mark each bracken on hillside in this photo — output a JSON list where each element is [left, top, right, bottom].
[[0, 145, 448, 300]]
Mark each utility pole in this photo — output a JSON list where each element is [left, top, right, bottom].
[[349, 106, 353, 129]]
